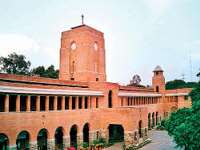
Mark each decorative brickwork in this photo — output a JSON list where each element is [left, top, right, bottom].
[[0, 23, 192, 149]]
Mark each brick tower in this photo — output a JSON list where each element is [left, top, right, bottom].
[[152, 65, 165, 93], [59, 21, 106, 82]]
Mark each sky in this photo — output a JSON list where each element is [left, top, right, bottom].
[[0, 0, 200, 85]]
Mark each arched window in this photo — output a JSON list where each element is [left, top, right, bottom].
[[70, 125, 78, 148], [108, 91, 112, 108], [37, 128, 48, 150], [83, 123, 89, 144], [16, 131, 29, 150], [55, 127, 64, 150], [0, 133, 9, 150]]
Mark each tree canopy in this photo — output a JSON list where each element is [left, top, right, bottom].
[[129, 74, 141, 85], [31, 65, 59, 78], [0, 52, 59, 78], [165, 79, 198, 90], [0, 52, 31, 75], [165, 80, 200, 150]]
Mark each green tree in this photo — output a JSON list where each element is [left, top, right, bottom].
[[0, 52, 31, 75], [128, 74, 145, 87], [165, 108, 192, 149], [165, 81, 200, 150], [31, 65, 59, 78], [31, 66, 46, 77], [165, 79, 186, 89], [166, 80, 198, 90], [45, 65, 59, 78]]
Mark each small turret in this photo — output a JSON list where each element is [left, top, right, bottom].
[[152, 65, 165, 93]]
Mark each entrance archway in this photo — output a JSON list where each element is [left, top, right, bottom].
[[148, 113, 151, 130], [55, 127, 64, 150], [108, 124, 124, 143], [138, 120, 143, 138], [16, 131, 29, 150], [70, 125, 78, 148], [37, 128, 48, 150], [0, 134, 9, 150], [83, 123, 89, 144]]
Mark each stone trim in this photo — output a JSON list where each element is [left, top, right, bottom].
[[118, 92, 161, 97], [165, 93, 188, 96], [0, 85, 103, 96]]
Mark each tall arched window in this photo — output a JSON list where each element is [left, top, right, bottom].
[[55, 127, 64, 150], [16, 131, 29, 150], [0, 133, 9, 150], [108, 91, 112, 108], [70, 125, 78, 148], [37, 128, 48, 150], [83, 123, 89, 144]]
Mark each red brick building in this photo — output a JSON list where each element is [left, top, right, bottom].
[[0, 23, 191, 150]]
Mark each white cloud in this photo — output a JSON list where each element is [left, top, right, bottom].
[[0, 33, 59, 69], [0, 33, 40, 57]]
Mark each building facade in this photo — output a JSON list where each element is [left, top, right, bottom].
[[0, 24, 191, 150]]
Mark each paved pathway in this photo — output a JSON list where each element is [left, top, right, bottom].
[[104, 130, 182, 150], [140, 130, 182, 150], [103, 142, 124, 150]]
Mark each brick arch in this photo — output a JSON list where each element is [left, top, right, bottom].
[[16, 130, 30, 149], [68, 124, 79, 135], [37, 128, 49, 150], [54, 126, 66, 137], [83, 123, 90, 143], [0, 133, 9, 148], [82, 122, 90, 131], [54, 126, 64, 149], [69, 124, 78, 148], [36, 128, 49, 139], [105, 121, 129, 132], [15, 130, 31, 141]]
